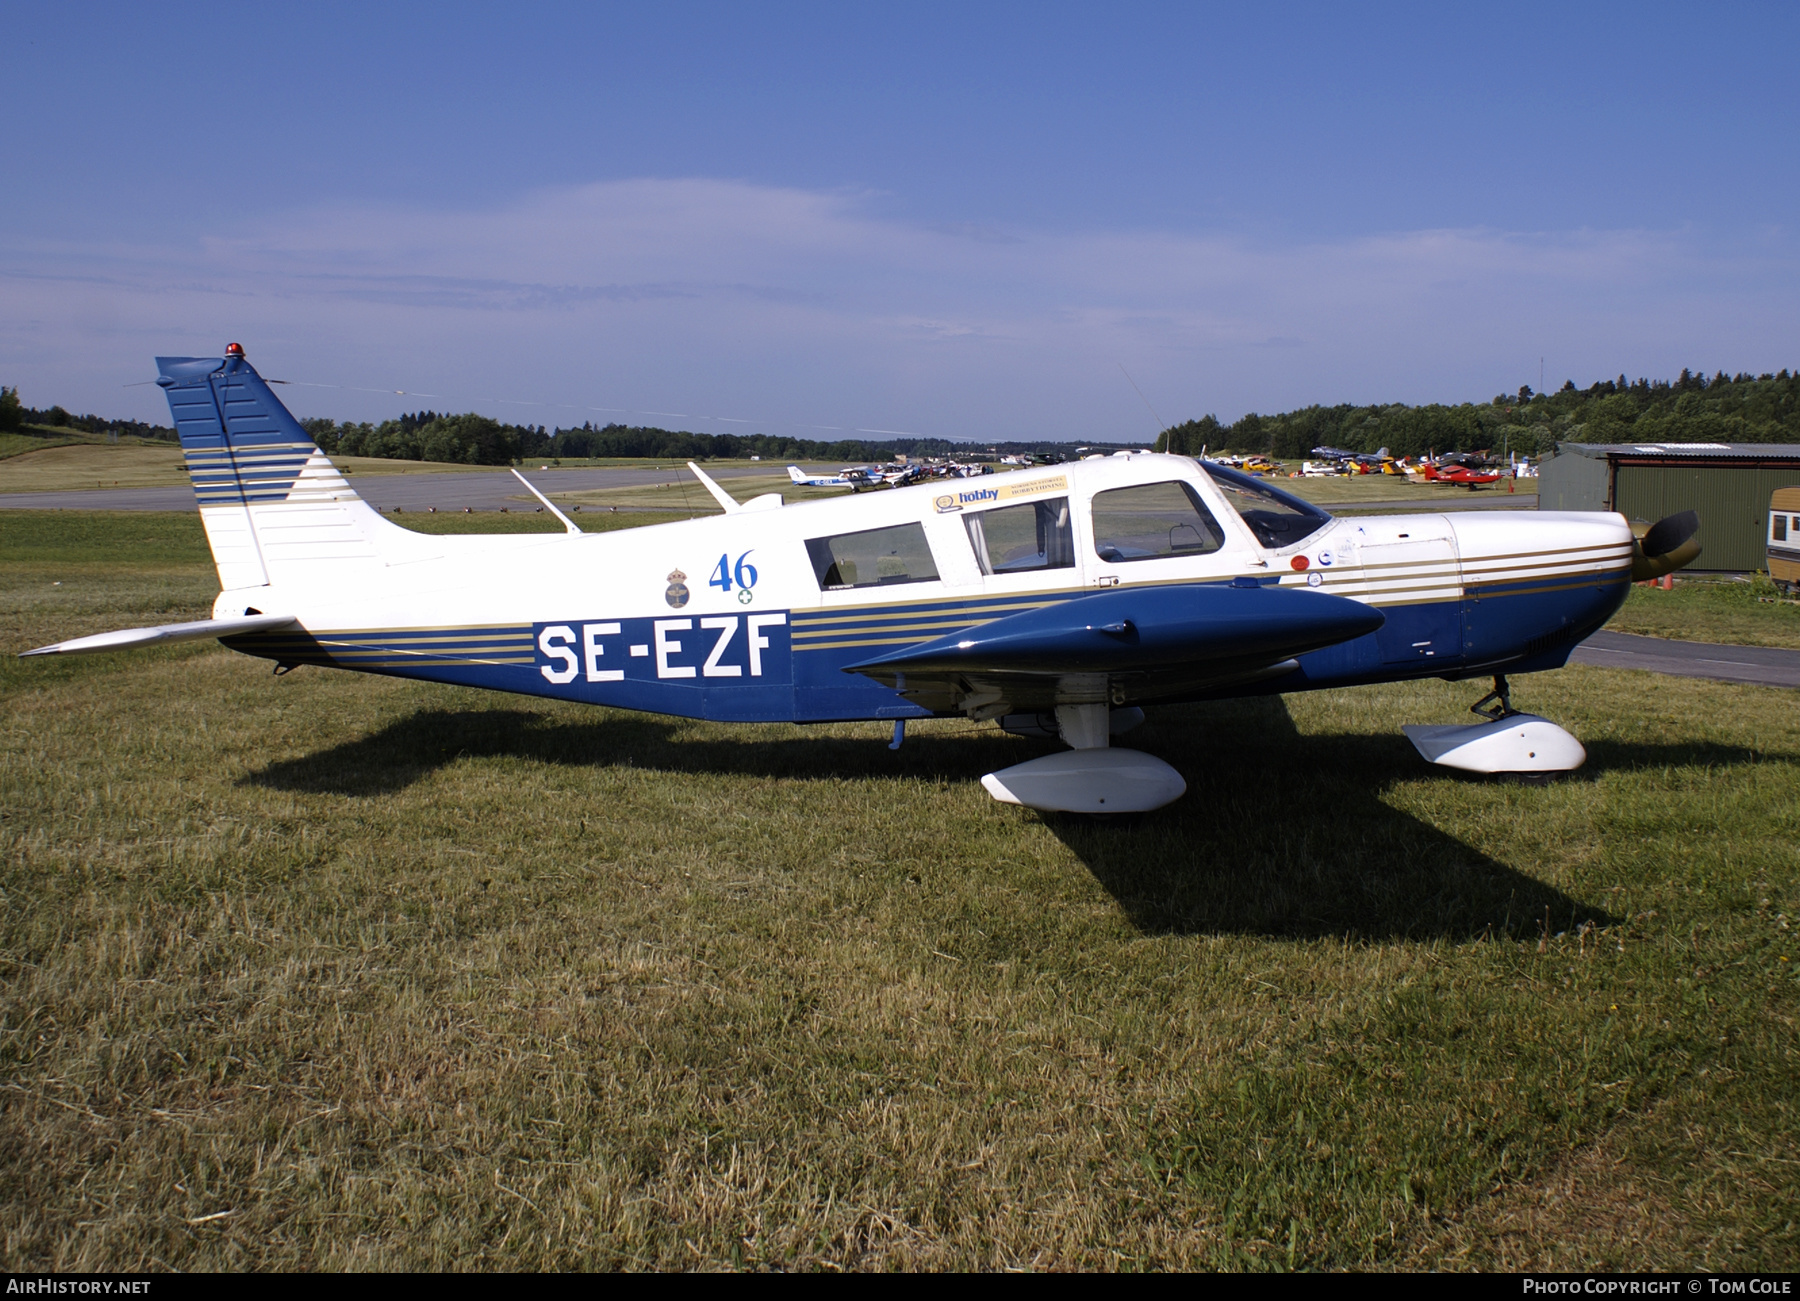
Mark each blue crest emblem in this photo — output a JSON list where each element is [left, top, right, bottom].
[[665, 569, 690, 608]]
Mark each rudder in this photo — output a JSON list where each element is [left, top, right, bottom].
[[157, 345, 408, 593]]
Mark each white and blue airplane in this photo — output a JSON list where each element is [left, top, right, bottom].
[[787, 465, 868, 489], [24, 346, 1701, 813]]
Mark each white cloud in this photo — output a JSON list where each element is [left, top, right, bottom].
[[2, 180, 1794, 437]]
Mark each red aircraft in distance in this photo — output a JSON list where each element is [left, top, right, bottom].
[[1432, 465, 1502, 489], [1412, 455, 1503, 490]]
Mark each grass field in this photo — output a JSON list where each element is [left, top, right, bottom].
[[552, 472, 863, 513], [1607, 577, 1800, 650], [0, 442, 197, 493], [0, 439, 1524, 514], [0, 430, 90, 461], [1278, 474, 1510, 507], [2, 511, 1797, 1271], [0, 440, 556, 493], [525, 458, 784, 471], [542, 466, 1512, 515]]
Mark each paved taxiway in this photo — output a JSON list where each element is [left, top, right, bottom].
[[1570, 630, 1800, 689], [0, 471, 1540, 514], [0, 464, 787, 514]]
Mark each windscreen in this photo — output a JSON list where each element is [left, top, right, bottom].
[[1201, 462, 1332, 549]]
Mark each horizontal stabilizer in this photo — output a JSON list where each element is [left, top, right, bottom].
[[20, 613, 297, 657], [846, 582, 1384, 677]]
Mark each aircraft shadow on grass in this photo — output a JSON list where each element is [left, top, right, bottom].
[[244, 696, 1781, 942]]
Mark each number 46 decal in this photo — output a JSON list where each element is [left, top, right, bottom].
[[709, 551, 759, 604]]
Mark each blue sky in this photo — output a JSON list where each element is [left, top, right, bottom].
[[3, 2, 1796, 441]]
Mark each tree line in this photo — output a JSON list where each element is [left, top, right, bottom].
[[0, 387, 177, 442], [7, 366, 1798, 465], [1155, 368, 1800, 459], [300, 412, 1094, 466]]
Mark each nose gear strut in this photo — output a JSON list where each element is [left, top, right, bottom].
[[1470, 674, 1518, 722]]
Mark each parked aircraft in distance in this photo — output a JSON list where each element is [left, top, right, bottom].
[[24, 346, 1702, 813], [1310, 445, 1398, 474], [1311, 444, 1389, 460], [1431, 465, 1503, 489], [788, 465, 864, 488]]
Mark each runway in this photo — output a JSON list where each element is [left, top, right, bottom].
[[1571, 630, 1800, 689], [0, 464, 787, 514], [0, 472, 1541, 515]]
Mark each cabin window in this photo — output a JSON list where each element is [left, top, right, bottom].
[[1090, 481, 1226, 563], [806, 522, 940, 590], [1201, 462, 1331, 548], [965, 497, 1075, 575], [1775, 514, 1789, 542]]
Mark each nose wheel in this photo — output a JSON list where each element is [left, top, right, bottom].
[[1401, 673, 1586, 774]]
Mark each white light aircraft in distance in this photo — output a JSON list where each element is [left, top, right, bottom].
[[24, 346, 1702, 813], [787, 465, 864, 489]]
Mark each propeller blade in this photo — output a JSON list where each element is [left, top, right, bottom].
[[1631, 510, 1702, 580], [1642, 509, 1699, 558]]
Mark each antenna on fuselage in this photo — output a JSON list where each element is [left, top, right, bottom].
[[1116, 362, 1166, 433], [509, 468, 582, 534], [687, 462, 742, 515]]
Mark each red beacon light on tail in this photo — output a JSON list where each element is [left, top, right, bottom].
[[225, 342, 245, 358]]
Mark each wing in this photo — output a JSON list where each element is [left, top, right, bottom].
[[841, 581, 1384, 717]]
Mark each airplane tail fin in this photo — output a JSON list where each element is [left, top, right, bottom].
[[787, 465, 809, 484], [157, 346, 417, 595]]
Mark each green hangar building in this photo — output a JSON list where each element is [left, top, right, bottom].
[[1537, 442, 1800, 572]]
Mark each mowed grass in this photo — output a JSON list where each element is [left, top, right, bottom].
[[0, 441, 196, 493], [1, 512, 1797, 1271], [1606, 576, 1800, 650], [0, 441, 525, 494], [0, 431, 90, 461], [392, 512, 692, 537], [1278, 474, 1508, 507], [550, 468, 1504, 515], [554, 472, 865, 514], [525, 458, 786, 471], [0, 439, 844, 496]]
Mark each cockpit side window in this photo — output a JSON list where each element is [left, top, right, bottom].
[[965, 496, 1075, 575], [1201, 462, 1332, 549], [1090, 481, 1226, 563], [805, 522, 941, 591]]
